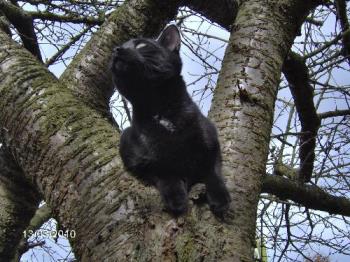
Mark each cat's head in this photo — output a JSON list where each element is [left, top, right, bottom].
[[110, 25, 182, 100]]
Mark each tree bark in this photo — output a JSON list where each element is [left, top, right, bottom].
[[13, 204, 52, 260], [0, 146, 40, 261], [208, 0, 320, 260], [0, 0, 324, 261], [181, 0, 238, 30], [335, 0, 350, 65], [0, 28, 128, 259], [282, 51, 320, 183], [0, 11, 41, 261], [0, 0, 42, 61], [262, 175, 350, 216]]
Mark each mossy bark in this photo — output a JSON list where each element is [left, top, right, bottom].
[[0, 11, 41, 262]]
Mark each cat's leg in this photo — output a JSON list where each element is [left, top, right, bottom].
[[119, 127, 154, 184], [204, 155, 231, 217], [119, 127, 139, 170], [156, 177, 188, 216]]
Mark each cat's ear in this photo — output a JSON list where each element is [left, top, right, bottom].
[[157, 24, 181, 52]]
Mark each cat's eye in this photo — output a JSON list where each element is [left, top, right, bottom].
[[135, 43, 147, 49]]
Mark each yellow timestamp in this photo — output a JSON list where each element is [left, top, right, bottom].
[[23, 229, 76, 239]]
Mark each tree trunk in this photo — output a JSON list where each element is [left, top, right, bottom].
[[208, 1, 317, 260], [0, 0, 321, 261], [0, 10, 41, 261]]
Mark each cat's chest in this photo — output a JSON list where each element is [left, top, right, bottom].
[[134, 113, 183, 134], [152, 114, 177, 133], [135, 114, 198, 145], [134, 114, 209, 165]]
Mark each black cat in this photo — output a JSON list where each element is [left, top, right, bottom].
[[110, 25, 231, 216]]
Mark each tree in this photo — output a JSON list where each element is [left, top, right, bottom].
[[0, 0, 349, 261]]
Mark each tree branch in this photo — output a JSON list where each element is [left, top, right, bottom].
[[0, 145, 40, 261], [207, 0, 322, 259], [28, 10, 105, 25], [0, 0, 42, 61], [335, 0, 350, 65], [181, 0, 238, 31], [26, 204, 52, 233], [182, 0, 324, 31], [0, 18, 40, 261], [318, 108, 350, 119], [0, 10, 11, 36], [282, 52, 321, 183], [14, 204, 52, 259], [262, 175, 350, 217], [45, 25, 92, 67], [0, 27, 124, 259], [303, 28, 350, 59]]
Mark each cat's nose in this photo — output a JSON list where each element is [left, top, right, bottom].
[[113, 46, 121, 54], [112, 47, 123, 61]]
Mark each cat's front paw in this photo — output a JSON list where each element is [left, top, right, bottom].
[[162, 187, 188, 216], [207, 189, 231, 217], [157, 179, 188, 217], [164, 197, 188, 217]]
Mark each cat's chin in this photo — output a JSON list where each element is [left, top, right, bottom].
[[112, 61, 131, 77]]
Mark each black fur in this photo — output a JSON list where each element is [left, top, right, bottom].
[[110, 25, 231, 216]]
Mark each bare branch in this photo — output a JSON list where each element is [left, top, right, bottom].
[[318, 109, 350, 119], [262, 175, 350, 217], [303, 28, 350, 59], [335, 0, 350, 65], [0, 0, 42, 61], [28, 10, 105, 25], [45, 25, 92, 66], [282, 51, 321, 183]]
